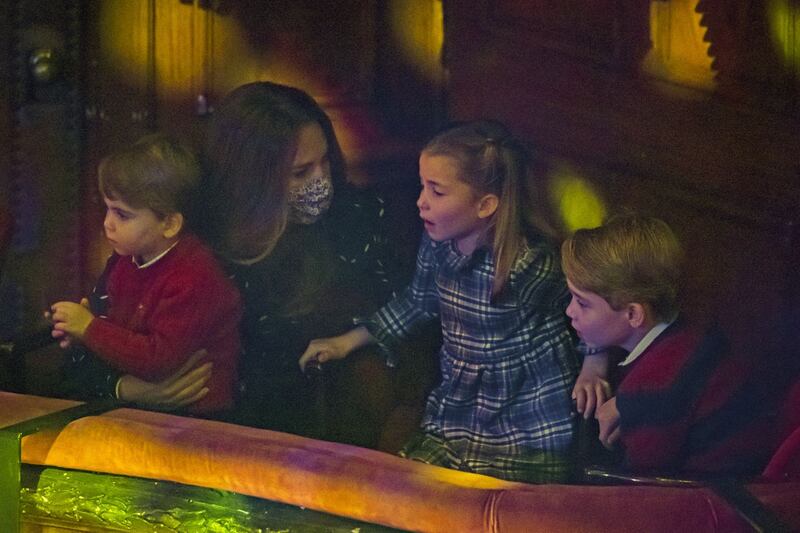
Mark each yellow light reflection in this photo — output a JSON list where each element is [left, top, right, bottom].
[[548, 164, 607, 233], [98, 1, 152, 88], [98, 2, 383, 164], [387, 0, 444, 83], [98, 2, 331, 98], [767, 0, 800, 73], [642, 0, 716, 93], [425, 463, 519, 489]]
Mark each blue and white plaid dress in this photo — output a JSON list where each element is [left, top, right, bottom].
[[360, 233, 580, 482]]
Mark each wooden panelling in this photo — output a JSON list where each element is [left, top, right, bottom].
[[79, 0, 440, 280], [1, 1, 84, 333], [0, 1, 447, 342], [493, 1, 621, 58], [444, 0, 800, 363]]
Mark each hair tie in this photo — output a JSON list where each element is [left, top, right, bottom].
[[486, 136, 514, 149]]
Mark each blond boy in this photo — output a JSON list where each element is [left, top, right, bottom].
[[50, 134, 241, 415], [561, 214, 768, 475]]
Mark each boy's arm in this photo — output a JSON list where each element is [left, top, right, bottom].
[[596, 396, 621, 449], [82, 268, 241, 381], [612, 327, 725, 472], [49, 298, 94, 347], [616, 391, 691, 471], [573, 350, 611, 419]]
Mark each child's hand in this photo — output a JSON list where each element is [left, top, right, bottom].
[[299, 326, 375, 372], [595, 396, 621, 450], [572, 352, 611, 419], [50, 298, 94, 344], [299, 335, 350, 372]]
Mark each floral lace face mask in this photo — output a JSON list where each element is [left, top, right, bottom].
[[287, 174, 333, 224]]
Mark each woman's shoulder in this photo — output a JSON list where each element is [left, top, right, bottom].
[[329, 182, 386, 224], [327, 183, 390, 249]]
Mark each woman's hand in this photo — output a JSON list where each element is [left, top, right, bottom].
[[117, 349, 211, 408], [572, 352, 611, 419]]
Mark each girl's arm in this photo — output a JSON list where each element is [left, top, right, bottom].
[[361, 234, 440, 342], [300, 234, 439, 371], [298, 325, 375, 371]]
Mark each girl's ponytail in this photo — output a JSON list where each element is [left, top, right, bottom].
[[424, 121, 538, 298], [489, 136, 527, 297]]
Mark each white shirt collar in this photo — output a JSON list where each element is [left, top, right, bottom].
[[132, 240, 179, 269], [618, 318, 675, 367]]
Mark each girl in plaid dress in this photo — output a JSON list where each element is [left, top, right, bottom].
[[301, 120, 601, 483]]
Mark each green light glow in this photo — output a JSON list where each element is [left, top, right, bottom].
[[767, 0, 800, 73], [548, 166, 606, 233], [21, 466, 392, 532]]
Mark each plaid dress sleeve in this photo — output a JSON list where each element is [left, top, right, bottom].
[[356, 233, 440, 366]]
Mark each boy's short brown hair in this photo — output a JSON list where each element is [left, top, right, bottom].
[[98, 133, 200, 221], [561, 214, 683, 322]]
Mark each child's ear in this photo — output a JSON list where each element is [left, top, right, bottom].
[[626, 303, 647, 328], [477, 194, 499, 219], [162, 213, 184, 239]]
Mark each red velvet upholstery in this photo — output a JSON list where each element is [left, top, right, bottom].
[[2, 391, 799, 532], [778, 378, 800, 442], [763, 427, 800, 482], [762, 378, 800, 482]]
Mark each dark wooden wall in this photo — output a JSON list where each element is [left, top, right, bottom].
[[1, 0, 442, 343], [0, 1, 85, 337], [2, 0, 799, 390], [443, 0, 800, 373], [79, 0, 442, 287]]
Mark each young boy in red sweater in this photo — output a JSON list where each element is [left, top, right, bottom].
[[561, 214, 769, 476], [50, 134, 242, 416]]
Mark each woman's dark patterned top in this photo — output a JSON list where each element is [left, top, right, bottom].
[[226, 183, 413, 435]]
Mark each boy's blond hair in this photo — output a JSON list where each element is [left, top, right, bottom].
[[561, 214, 683, 322]]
